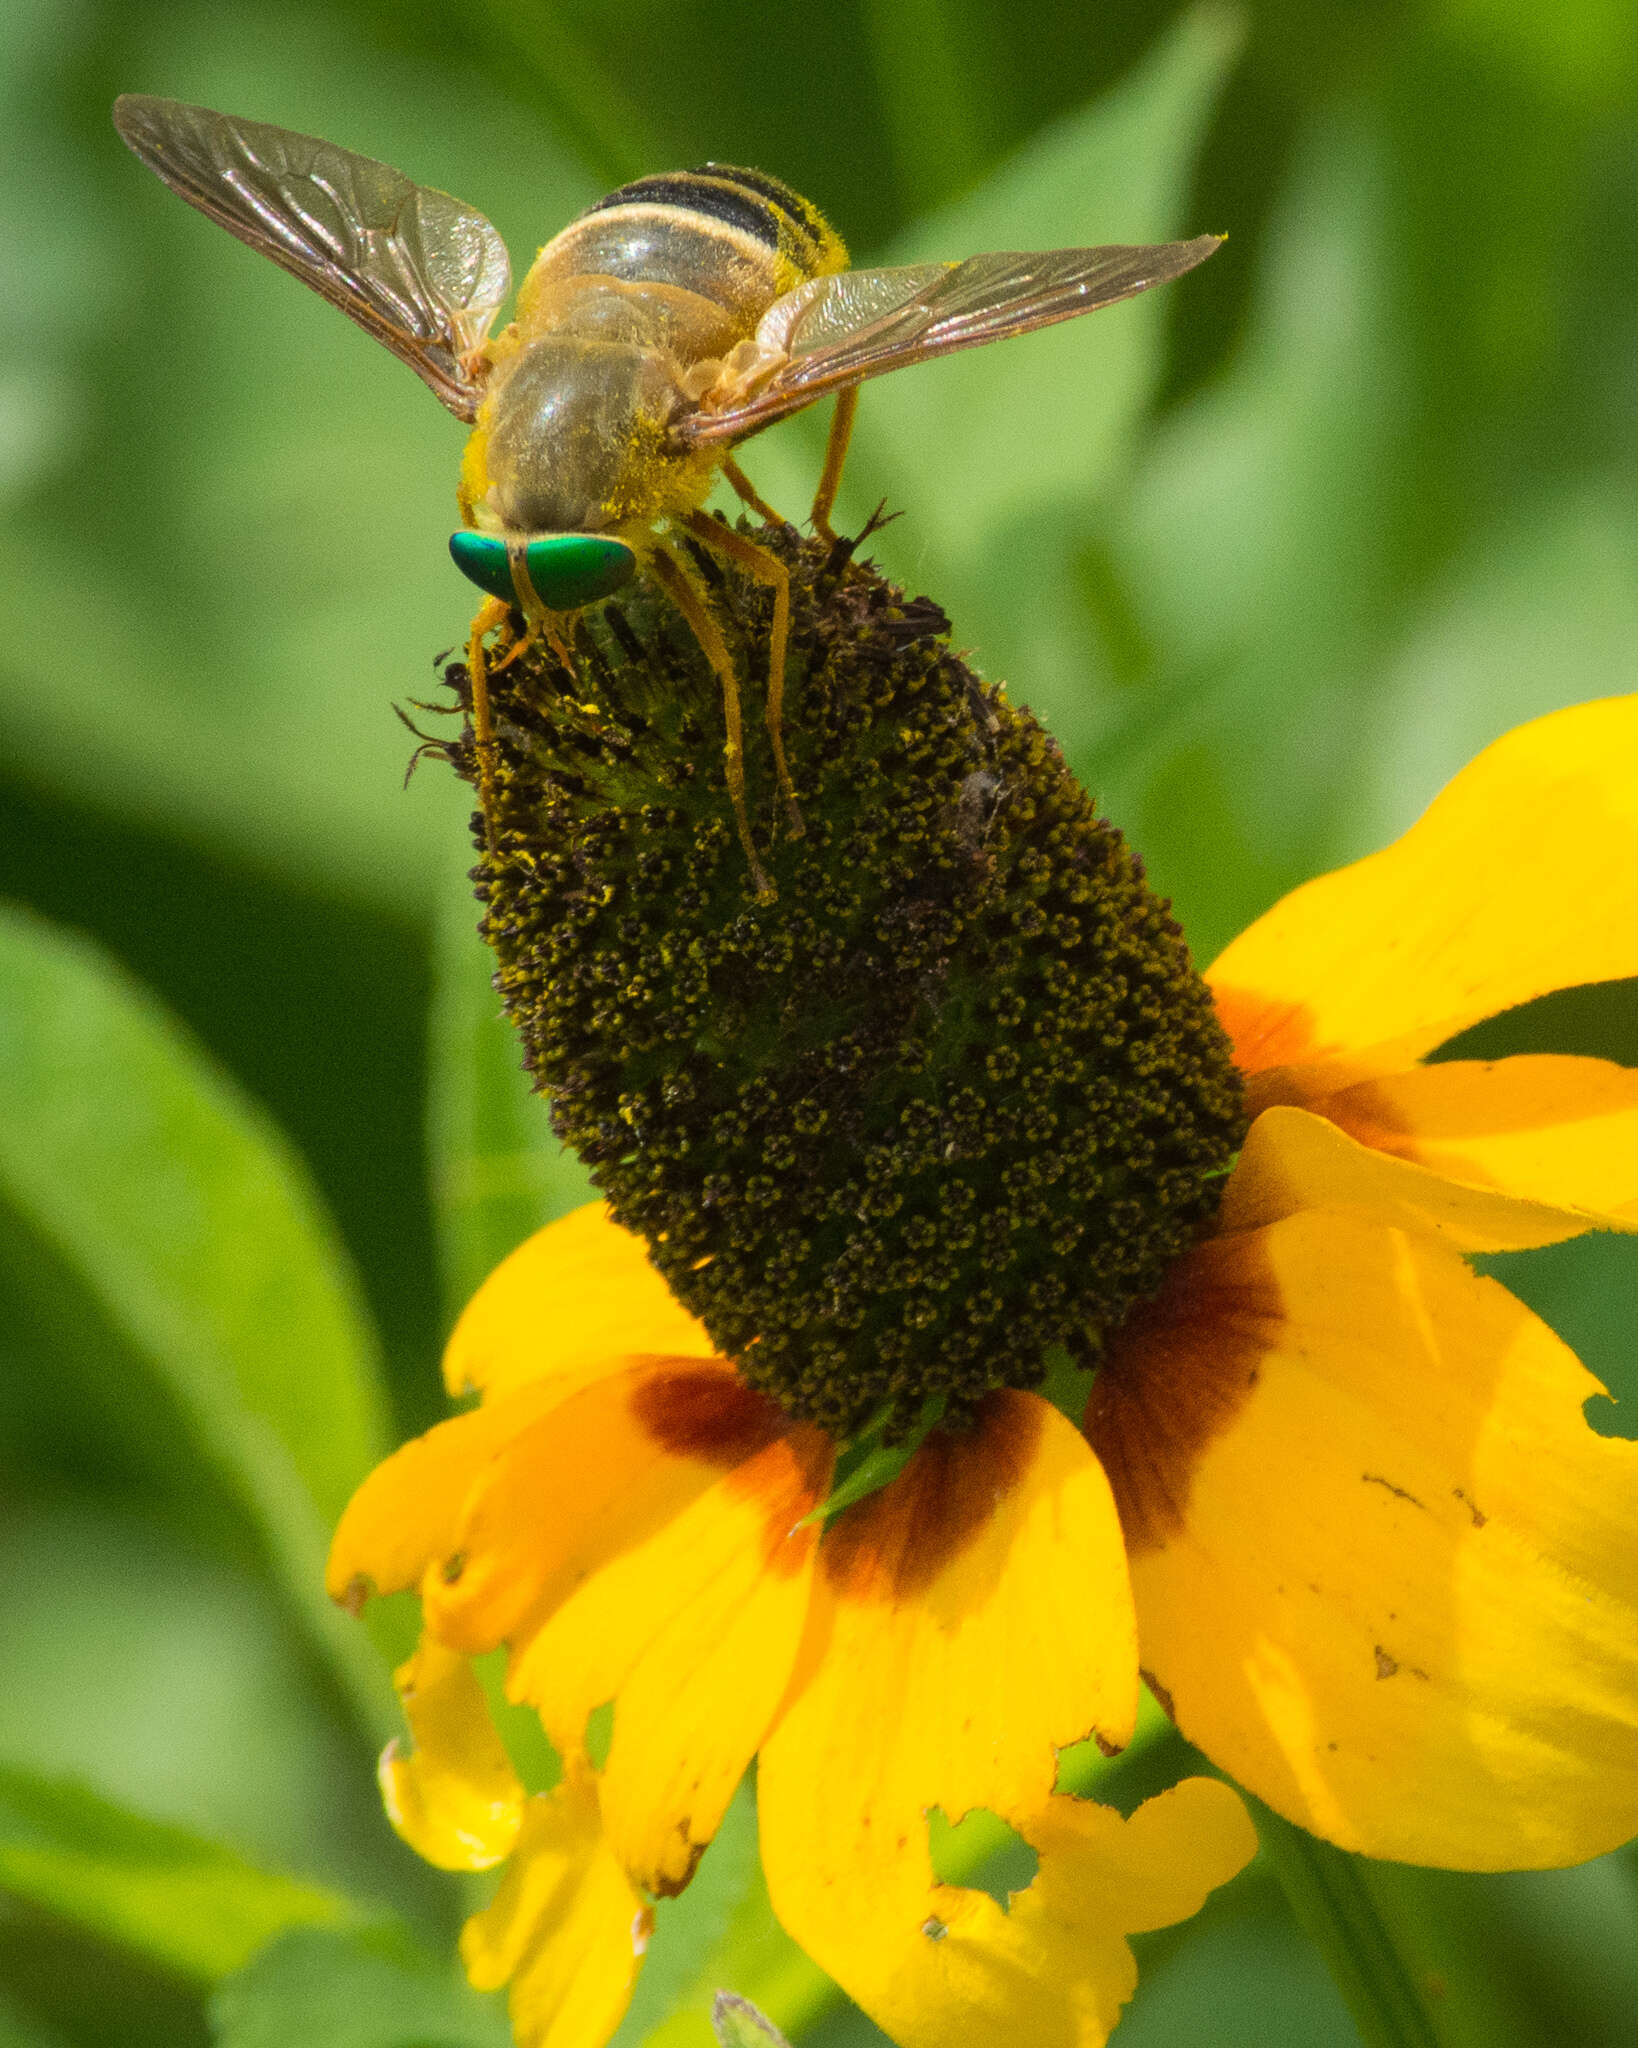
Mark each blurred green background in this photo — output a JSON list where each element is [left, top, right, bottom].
[[4, 0, 1638, 2043]]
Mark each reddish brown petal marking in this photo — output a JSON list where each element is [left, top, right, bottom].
[[1087, 1236, 1281, 1555], [1321, 1076, 1425, 1156], [630, 1362, 785, 1466], [1209, 985, 1358, 1116], [631, 1360, 832, 1579], [736, 1425, 835, 1579], [1208, 983, 1322, 1076], [821, 1390, 1044, 1602]]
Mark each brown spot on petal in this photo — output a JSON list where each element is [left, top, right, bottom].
[[1207, 984, 1373, 1117], [1208, 984, 1323, 1081], [1375, 1646, 1399, 1679], [736, 1425, 834, 1579], [822, 1390, 1043, 1601], [1362, 1473, 1426, 1510], [631, 1361, 832, 1578], [1321, 1075, 1424, 1157], [631, 1363, 785, 1466], [336, 1572, 374, 1618], [1088, 1236, 1281, 1554], [1142, 1671, 1177, 1722], [647, 1838, 707, 1899]]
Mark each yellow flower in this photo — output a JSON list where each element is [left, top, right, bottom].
[[330, 693, 1638, 2047]]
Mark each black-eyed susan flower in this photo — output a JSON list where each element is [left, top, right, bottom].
[[333, 527, 1638, 2048]]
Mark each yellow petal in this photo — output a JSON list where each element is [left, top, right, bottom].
[[506, 1398, 831, 1897], [461, 1765, 650, 2048], [425, 1361, 773, 1654], [898, 1781, 1254, 2048], [760, 1393, 1156, 2045], [378, 1633, 523, 1871], [1323, 1056, 1638, 1228], [423, 1359, 826, 1894], [1090, 1209, 1638, 1868], [772, 1777, 1252, 2048], [1209, 694, 1638, 1096], [327, 1377, 585, 1606], [1219, 1103, 1604, 1251], [445, 1200, 711, 1398]]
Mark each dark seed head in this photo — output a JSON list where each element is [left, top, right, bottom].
[[445, 522, 1246, 1439]]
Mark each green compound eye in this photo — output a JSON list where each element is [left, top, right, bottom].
[[449, 531, 637, 610]]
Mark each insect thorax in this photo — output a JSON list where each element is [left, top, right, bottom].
[[478, 334, 688, 535]]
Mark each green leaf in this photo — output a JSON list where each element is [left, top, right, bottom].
[[0, 1767, 358, 1986], [427, 840, 594, 1323], [0, 905, 392, 1735], [861, 0, 1001, 217], [1341, 482, 1638, 862], [868, 6, 1242, 554], [735, 7, 1241, 641], [0, 14, 596, 917], [458, 0, 669, 191], [0, 1992, 68, 2048], [210, 1923, 511, 2048]]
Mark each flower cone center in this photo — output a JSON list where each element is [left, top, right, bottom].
[[453, 524, 1246, 1437]]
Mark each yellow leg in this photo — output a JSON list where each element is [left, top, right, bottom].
[[684, 510, 801, 838], [649, 543, 773, 900], [810, 385, 858, 545], [464, 596, 512, 851], [722, 455, 786, 528], [507, 545, 576, 667]]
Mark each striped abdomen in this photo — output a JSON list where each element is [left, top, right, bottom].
[[560, 165, 847, 311]]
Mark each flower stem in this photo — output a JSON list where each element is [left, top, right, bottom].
[[1248, 1799, 1442, 2048]]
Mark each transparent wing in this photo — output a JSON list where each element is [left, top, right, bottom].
[[113, 95, 511, 421], [675, 238, 1221, 447]]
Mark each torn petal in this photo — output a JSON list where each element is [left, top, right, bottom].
[[378, 1633, 523, 1871], [767, 1773, 1253, 2048], [760, 1392, 1145, 2041], [327, 1377, 586, 1606], [1093, 1209, 1638, 1868], [461, 1765, 649, 2048]]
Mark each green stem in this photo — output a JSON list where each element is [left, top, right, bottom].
[[1249, 1799, 1442, 2048]]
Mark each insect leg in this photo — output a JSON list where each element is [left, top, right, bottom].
[[684, 511, 801, 839], [810, 384, 859, 545], [721, 455, 786, 528], [464, 595, 512, 852], [649, 544, 774, 899], [506, 544, 576, 668]]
